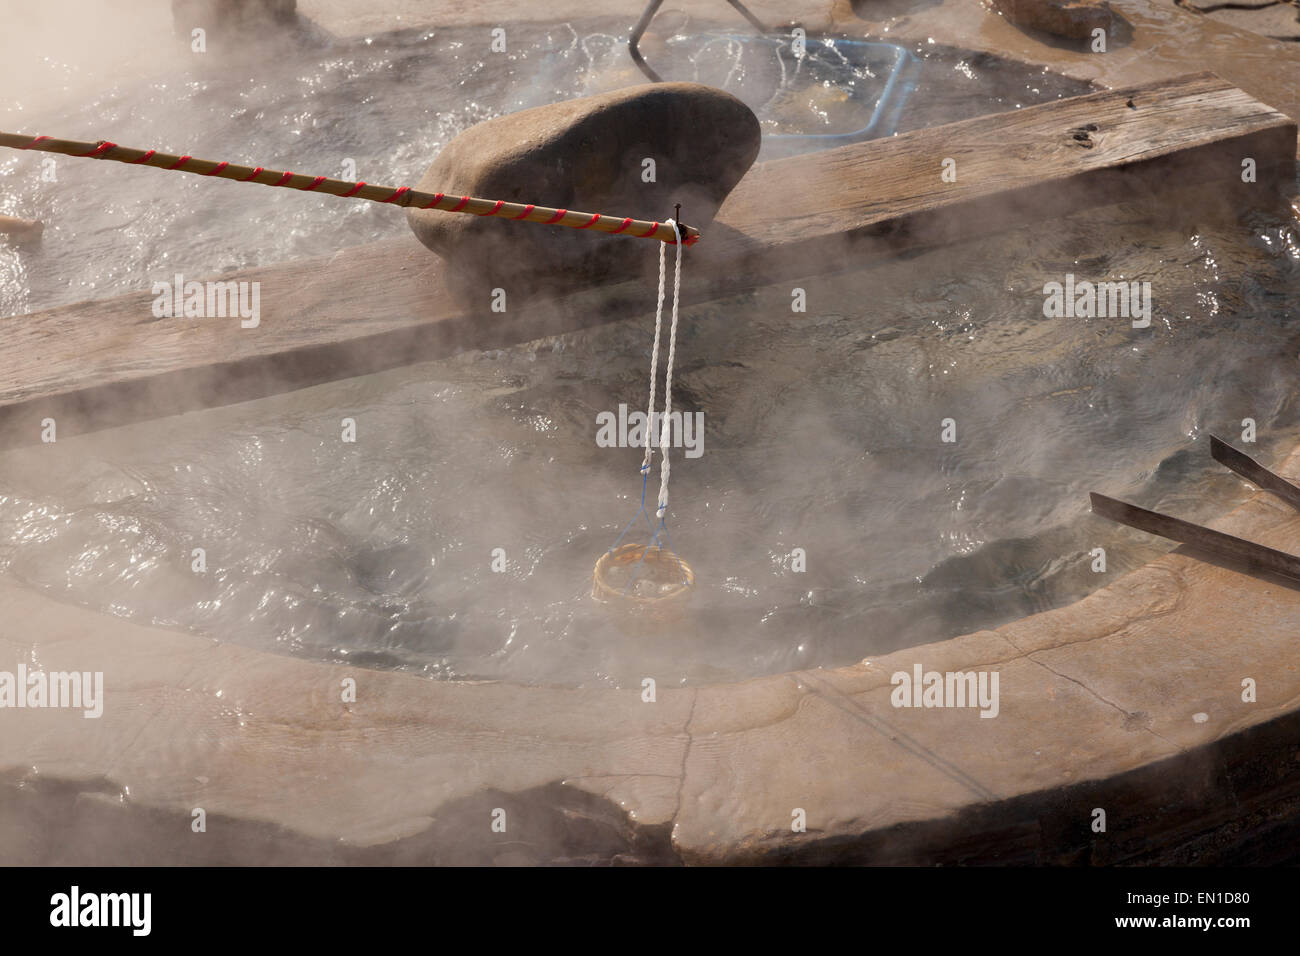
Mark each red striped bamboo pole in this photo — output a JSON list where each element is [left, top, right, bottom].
[[0, 131, 699, 246]]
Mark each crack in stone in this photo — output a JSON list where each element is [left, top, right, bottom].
[[671, 688, 699, 824], [856, 566, 1188, 685], [983, 563, 1188, 666], [1016, 643, 1186, 755], [799, 671, 998, 802], [826, 565, 1192, 692], [670, 685, 806, 738]]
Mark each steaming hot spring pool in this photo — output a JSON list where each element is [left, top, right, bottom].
[[2, 197, 1299, 687], [2, 19, 1299, 687]]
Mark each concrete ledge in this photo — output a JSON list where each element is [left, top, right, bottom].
[[3, 441, 1299, 864]]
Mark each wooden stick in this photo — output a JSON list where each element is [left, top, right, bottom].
[[2, 74, 1291, 449], [1090, 492, 1300, 582], [1209, 435, 1300, 512], [0, 131, 699, 246]]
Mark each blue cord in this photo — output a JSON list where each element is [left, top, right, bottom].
[[608, 466, 656, 554], [607, 467, 691, 596]]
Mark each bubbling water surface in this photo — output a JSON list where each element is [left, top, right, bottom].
[[1, 196, 1297, 686], [0, 16, 1089, 317], [1, 14, 1296, 687]]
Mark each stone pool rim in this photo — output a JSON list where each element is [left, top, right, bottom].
[[4, 438, 1300, 864]]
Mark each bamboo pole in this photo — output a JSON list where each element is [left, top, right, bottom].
[[0, 132, 699, 246]]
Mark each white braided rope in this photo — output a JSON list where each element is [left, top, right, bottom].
[[655, 219, 683, 518], [640, 219, 671, 476]]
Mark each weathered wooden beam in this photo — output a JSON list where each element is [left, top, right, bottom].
[[0, 72, 1293, 447], [1211, 434, 1300, 512], [698, 71, 1297, 279], [1090, 492, 1300, 584]]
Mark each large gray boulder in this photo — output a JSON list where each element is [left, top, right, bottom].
[[407, 83, 761, 303]]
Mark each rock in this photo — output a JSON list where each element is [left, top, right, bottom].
[[1183, 0, 1300, 43], [406, 83, 761, 303], [988, 0, 1113, 41]]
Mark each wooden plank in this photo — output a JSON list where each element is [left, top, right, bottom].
[[0, 72, 1294, 447], [1210, 435, 1300, 512], [699, 72, 1296, 277], [1090, 492, 1300, 583]]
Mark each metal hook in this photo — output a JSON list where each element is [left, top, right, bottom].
[[628, 0, 770, 84]]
